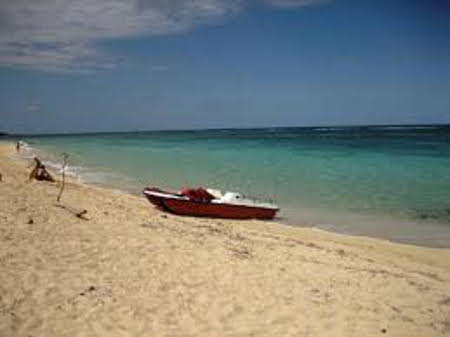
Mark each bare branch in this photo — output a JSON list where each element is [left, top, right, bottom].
[[57, 153, 69, 203]]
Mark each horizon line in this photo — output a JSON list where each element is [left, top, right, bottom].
[[2, 122, 449, 137]]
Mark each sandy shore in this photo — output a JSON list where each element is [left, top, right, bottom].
[[1, 141, 450, 337]]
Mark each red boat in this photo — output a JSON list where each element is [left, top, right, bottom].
[[143, 187, 279, 220]]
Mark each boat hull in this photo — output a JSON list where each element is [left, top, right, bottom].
[[143, 187, 169, 210], [143, 188, 278, 220], [163, 198, 278, 220]]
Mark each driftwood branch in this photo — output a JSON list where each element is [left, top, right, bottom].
[[55, 204, 89, 220], [57, 153, 68, 203], [53, 153, 89, 220]]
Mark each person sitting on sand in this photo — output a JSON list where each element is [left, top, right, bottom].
[[28, 157, 55, 182]]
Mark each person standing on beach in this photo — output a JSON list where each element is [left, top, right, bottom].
[[16, 141, 20, 153]]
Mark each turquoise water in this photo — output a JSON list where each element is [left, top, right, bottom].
[[21, 125, 450, 247]]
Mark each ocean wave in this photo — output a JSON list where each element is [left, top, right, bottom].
[[17, 141, 144, 194], [374, 126, 441, 131], [314, 223, 337, 231], [312, 127, 345, 131], [17, 141, 35, 159], [17, 144, 85, 182], [44, 160, 84, 177]]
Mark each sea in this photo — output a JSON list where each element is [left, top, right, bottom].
[[14, 125, 450, 247]]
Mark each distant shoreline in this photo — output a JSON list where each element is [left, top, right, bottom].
[[4, 122, 450, 137]]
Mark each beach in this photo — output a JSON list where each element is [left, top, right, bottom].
[[1, 141, 450, 337]]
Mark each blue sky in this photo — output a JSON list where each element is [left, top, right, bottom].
[[0, 0, 449, 134]]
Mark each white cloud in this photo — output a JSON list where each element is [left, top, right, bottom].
[[0, 0, 325, 72], [0, 41, 121, 73]]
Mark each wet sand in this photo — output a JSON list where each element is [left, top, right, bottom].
[[1, 141, 450, 337]]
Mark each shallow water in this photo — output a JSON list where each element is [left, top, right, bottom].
[[20, 125, 450, 247]]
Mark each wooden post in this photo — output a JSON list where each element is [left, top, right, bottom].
[[53, 153, 89, 220], [57, 153, 68, 203]]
